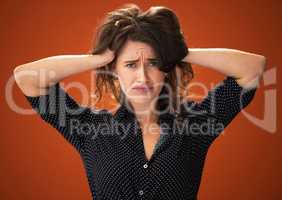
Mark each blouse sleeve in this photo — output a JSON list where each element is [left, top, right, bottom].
[[24, 82, 98, 154], [180, 76, 258, 140]]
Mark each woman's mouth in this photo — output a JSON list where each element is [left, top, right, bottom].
[[132, 85, 153, 92]]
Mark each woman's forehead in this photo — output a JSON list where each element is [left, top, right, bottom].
[[117, 40, 157, 61]]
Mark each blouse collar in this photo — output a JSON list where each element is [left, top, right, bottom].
[[113, 102, 176, 124]]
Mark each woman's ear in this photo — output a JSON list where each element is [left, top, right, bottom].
[[113, 67, 117, 75], [175, 66, 181, 82], [112, 66, 119, 80]]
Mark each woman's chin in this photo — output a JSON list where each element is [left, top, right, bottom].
[[129, 96, 154, 104]]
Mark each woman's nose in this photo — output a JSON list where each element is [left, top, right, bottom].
[[137, 66, 149, 82]]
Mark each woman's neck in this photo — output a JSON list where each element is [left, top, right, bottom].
[[130, 101, 158, 125]]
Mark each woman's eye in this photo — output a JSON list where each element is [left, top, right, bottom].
[[125, 63, 136, 68], [149, 61, 160, 67]]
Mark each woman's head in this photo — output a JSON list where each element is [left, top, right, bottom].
[[113, 39, 165, 106], [89, 4, 193, 114]]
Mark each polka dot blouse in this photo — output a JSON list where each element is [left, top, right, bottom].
[[24, 76, 257, 200]]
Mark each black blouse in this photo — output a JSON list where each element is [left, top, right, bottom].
[[24, 76, 257, 200]]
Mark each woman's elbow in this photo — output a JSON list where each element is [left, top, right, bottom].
[[237, 55, 267, 89], [257, 55, 267, 76], [248, 55, 267, 79], [13, 65, 26, 85]]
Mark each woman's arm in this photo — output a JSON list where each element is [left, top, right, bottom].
[[183, 48, 267, 88], [14, 49, 115, 153], [13, 49, 114, 96]]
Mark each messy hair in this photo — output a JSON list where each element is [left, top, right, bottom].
[[88, 4, 194, 114]]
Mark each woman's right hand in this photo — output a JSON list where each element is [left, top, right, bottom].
[[92, 49, 115, 68]]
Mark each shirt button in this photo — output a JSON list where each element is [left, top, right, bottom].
[[138, 190, 144, 196], [143, 163, 148, 169]]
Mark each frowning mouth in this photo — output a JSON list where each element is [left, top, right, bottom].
[[132, 85, 153, 92]]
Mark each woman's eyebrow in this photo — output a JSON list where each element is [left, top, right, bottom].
[[123, 58, 158, 63], [124, 59, 139, 63], [148, 58, 159, 61]]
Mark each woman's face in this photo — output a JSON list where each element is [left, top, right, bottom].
[[114, 39, 166, 106]]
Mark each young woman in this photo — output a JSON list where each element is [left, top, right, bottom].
[[14, 4, 266, 200]]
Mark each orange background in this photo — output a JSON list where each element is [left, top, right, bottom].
[[1, 0, 281, 199]]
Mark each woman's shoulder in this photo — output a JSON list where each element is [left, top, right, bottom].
[[85, 107, 114, 119], [179, 99, 200, 115]]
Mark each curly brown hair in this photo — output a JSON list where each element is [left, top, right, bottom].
[[88, 4, 194, 114]]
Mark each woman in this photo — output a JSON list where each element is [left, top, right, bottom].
[[14, 4, 266, 200]]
